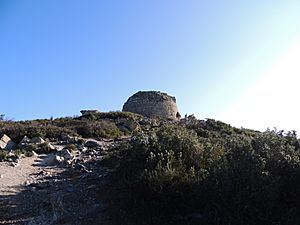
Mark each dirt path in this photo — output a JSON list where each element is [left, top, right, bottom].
[[0, 156, 65, 225], [0, 137, 125, 225], [0, 156, 41, 195]]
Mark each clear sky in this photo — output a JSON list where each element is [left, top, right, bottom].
[[1, 0, 300, 132]]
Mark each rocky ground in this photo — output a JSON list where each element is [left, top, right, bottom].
[[0, 135, 129, 225]]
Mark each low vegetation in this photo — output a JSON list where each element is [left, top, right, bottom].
[[106, 117, 300, 225], [0, 150, 9, 161], [79, 111, 143, 121], [1, 112, 300, 225], [0, 111, 141, 143]]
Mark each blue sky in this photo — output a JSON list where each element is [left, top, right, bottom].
[[1, 1, 300, 132]]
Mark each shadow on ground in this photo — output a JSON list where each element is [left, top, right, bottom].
[[0, 159, 114, 225]]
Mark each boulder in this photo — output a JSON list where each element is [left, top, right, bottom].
[[42, 154, 64, 166], [32, 151, 39, 156], [0, 134, 16, 150], [80, 110, 99, 115], [60, 134, 75, 143], [55, 155, 65, 164], [85, 140, 101, 148], [47, 143, 56, 151], [118, 119, 140, 132], [18, 136, 31, 147], [58, 149, 74, 161], [31, 137, 45, 144], [77, 145, 87, 152], [20, 136, 31, 144]]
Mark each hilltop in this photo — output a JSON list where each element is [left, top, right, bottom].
[[0, 111, 300, 225]]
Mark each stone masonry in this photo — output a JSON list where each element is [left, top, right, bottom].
[[122, 91, 180, 120]]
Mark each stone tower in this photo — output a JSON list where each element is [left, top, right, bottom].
[[122, 91, 180, 120]]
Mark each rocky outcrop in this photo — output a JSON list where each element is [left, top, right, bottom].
[[122, 91, 180, 120]]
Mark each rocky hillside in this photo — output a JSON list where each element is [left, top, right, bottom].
[[1, 112, 300, 225]]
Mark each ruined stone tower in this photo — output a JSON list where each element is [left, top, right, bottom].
[[122, 91, 180, 120]]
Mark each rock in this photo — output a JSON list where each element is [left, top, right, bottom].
[[32, 151, 39, 156], [20, 135, 31, 144], [47, 143, 56, 151], [54, 155, 64, 164], [85, 140, 101, 148], [37, 142, 57, 153], [60, 134, 77, 144], [11, 162, 20, 167], [58, 149, 74, 161], [77, 145, 87, 152], [8, 151, 15, 157], [74, 163, 90, 173], [118, 119, 140, 132], [31, 137, 45, 144], [60, 133, 72, 141], [122, 91, 180, 120], [10, 158, 20, 167], [75, 137, 86, 145], [0, 134, 16, 150], [80, 110, 100, 115], [42, 154, 64, 166], [86, 149, 97, 156], [19, 136, 31, 148]]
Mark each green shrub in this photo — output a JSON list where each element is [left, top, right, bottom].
[[13, 149, 23, 157], [24, 144, 38, 153], [24, 151, 34, 157], [0, 150, 9, 161], [66, 144, 77, 152], [0, 115, 125, 141], [76, 120, 123, 139], [36, 142, 56, 154], [108, 125, 224, 223], [108, 123, 300, 225], [79, 111, 143, 121], [0, 121, 77, 142]]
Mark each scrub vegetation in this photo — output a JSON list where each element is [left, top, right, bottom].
[[106, 116, 300, 225], [1, 113, 300, 225]]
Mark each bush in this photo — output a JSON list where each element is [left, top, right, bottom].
[[0, 115, 126, 142], [0, 150, 9, 161], [36, 142, 56, 154], [76, 120, 123, 139], [0, 121, 77, 142], [108, 125, 224, 224], [79, 111, 143, 121], [66, 144, 77, 151], [108, 123, 300, 225]]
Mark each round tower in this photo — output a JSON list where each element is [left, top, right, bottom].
[[122, 91, 180, 120]]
